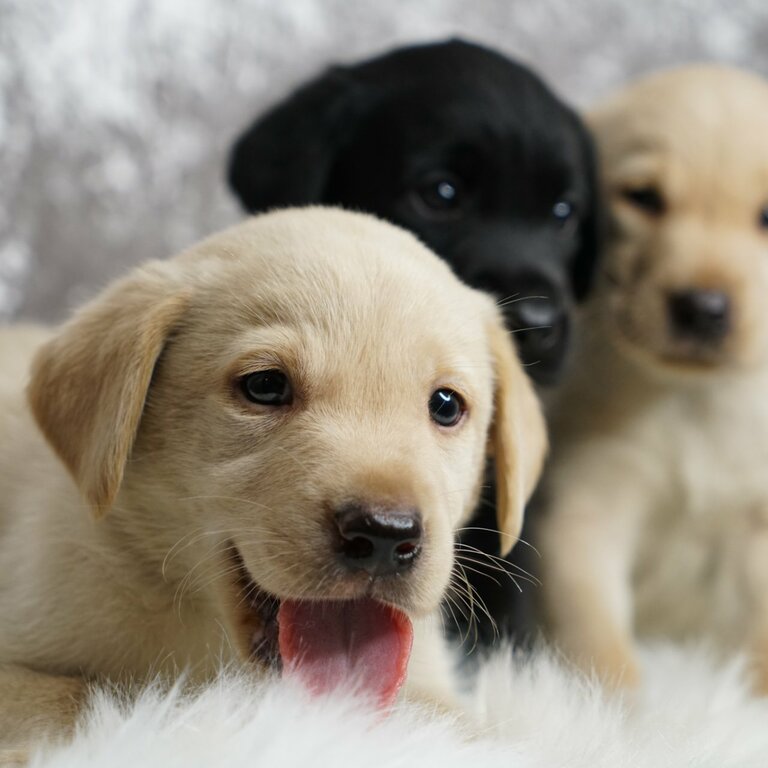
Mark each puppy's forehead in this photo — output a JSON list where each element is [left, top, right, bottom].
[[594, 66, 768, 181], [181, 208, 493, 357]]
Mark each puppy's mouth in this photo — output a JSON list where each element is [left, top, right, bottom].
[[227, 545, 413, 708], [616, 324, 732, 373], [607, 303, 733, 373]]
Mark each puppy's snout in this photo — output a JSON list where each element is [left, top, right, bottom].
[[668, 289, 731, 344], [507, 296, 563, 341], [334, 504, 422, 577], [503, 295, 569, 384]]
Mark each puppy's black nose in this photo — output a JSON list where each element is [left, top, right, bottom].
[[668, 289, 730, 343], [503, 296, 568, 384], [507, 296, 562, 341], [335, 504, 422, 577]]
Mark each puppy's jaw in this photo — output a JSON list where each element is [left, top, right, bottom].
[[219, 531, 453, 675], [196, 475, 460, 670]]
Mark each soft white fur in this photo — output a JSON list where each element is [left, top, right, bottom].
[[30, 645, 768, 768]]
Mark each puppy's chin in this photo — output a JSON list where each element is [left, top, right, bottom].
[[607, 321, 751, 381]]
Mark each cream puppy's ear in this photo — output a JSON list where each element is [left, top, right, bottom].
[[27, 266, 188, 517], [487, 320, 548, 556]]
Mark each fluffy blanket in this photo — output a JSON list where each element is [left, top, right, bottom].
[[31, 645, 768, 768]]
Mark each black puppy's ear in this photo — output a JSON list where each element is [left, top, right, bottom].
[[228, 68, 367, 212], [570, 127, 603, 302]]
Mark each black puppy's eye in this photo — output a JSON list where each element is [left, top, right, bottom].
[[415, 172, 465, 216], [428, 388, 465, 428], [759, 206, 768, 229], [552, 200, 576, 226], [241, 370, 293, 406], [622, 186, 665, 215]]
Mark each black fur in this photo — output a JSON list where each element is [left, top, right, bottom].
[[227, 39, 601, 649]]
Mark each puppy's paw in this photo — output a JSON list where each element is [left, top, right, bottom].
[[567, 639, 641, 693], [597, 648, 641, 691]]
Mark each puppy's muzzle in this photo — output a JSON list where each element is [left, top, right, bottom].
[[503, 294, 568, 384], [334, 503, 422, 577], [668, 289, 731, 345], [507, 295, 565, 350]]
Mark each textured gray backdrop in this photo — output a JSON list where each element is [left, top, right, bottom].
[[2, 0, 768, 322]]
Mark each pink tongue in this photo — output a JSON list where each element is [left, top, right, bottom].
[[278, 598, 413, 709]]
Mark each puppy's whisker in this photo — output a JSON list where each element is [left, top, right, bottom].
[[176, 495, 278, 513], [454, 560, 504, 588], [174, 541, 235, 613], [509, 324, 553, 334], [494, 293, 521, 307], [455, 542, 540, 583], [456, 555, 532, 595], [189, 563, 248, 597], [162, 528, 248, 580], [442, 577, 472, 647], [458, 559, 537, 589], [447, 564, 498, 648], [163, 528, 207, 579], [495, 294, 549, 309], [460, 577, 499, 643], [274, 446, 313, 473], [456, 525, 542, 558], [452, 573, 481, 649]]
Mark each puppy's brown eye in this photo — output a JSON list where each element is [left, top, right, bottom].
[[621, 186, 665, 215], [429, 388, 465, 427], [241, 370, 292, 406], [759, 206, 768, 229]]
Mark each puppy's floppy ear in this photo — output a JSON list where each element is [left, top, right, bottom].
[[227, 67, 369, 212], [487, 319, 548, 556], [570, 124, 604, 302], [27, 266, 188, 517]]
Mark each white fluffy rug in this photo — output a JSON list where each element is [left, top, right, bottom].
[[30, 645, 768, 768]]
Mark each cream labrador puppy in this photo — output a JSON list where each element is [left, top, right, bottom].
[[539, 66, 768, 691], [0, 207, 546, 756]]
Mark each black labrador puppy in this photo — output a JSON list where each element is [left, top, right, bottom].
[[227, 38, 600, 650]]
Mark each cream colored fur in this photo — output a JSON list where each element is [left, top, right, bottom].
[[0, 208, 546, 758], [539, 66, 768, 691]]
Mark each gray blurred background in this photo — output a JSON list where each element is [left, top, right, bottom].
[[2, 0, 768, 322]]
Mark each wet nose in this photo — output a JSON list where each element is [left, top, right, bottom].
[[334, 504, 422, 577], [506, 295, 562, 338], [668, 289, 730, 343], [504, 296, 567, 377]]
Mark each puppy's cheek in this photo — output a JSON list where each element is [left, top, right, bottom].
[[735, 279, 768, 366], [608, 268, 665, 354], [246, 522, 329, 596], [633, 282, 668, 348]]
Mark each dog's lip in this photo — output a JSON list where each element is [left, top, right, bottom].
[[225, 542, 414, 667], [608, 314, 732, 372], [226, 543, 415, 707], [227, 544, 282, 670]]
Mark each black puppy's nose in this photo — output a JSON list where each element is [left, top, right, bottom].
[[335, 504, 422, 577], [668, 289, 730, 343], [505, 295, 567, 369], [507, 295, 562, 338]]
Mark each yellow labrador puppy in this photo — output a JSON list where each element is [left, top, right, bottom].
[[539, 66, 768, 692], [0, 208, 546, 754]]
